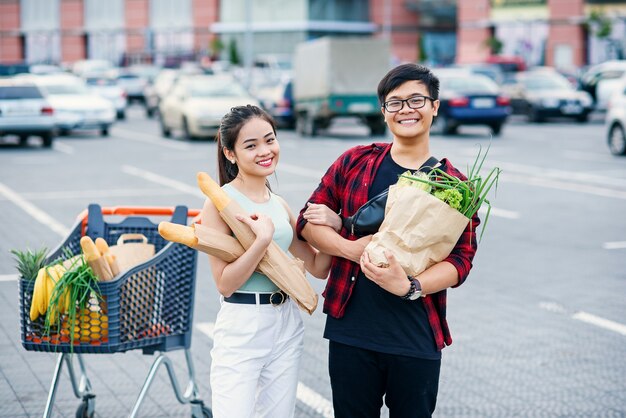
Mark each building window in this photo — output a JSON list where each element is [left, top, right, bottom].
[[309, 0, 369, 22], [21, 0, 59, 31], [85, 0, 124, 30], [21, 0, 61, 64], [150, 0, 192, 30]]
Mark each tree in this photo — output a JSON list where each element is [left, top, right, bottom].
[[585, 9, 612, 39], [484, 36, 503, 55], [210, 36, 224, 60], [228, 39, 241, 65]]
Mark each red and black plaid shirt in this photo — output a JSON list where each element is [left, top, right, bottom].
[[296, 142, 480, 350]]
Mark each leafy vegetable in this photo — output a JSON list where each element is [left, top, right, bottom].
[[433, 189, 463, 210], [44, 251, 102, 350], [397, 145, 501, 240]]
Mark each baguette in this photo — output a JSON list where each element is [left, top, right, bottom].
[[94, 237, 120, 276], [80, 236, 101, 262], [94, 237, 109, 255], [158, 222, 198, 247]]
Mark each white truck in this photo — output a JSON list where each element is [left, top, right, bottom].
[[293, 37, 391, 137]]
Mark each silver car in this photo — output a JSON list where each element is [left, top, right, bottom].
[[30, 74, 116, 136], [0, 80, 55, 147], [606, 75, 626, 156]]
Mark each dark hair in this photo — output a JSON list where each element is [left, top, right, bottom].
[[216, 104, 277, 186], [377, 63, 440, 106]]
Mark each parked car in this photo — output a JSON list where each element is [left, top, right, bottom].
[[85, 76, 127, 119], [0, 79, 55, 147], [72, 59, 113, 78], [255, 80, 294, 129], [127, 64, 161, 84], [158, 75, 259, 140], [606, 76, 626, 156], [580, 60, 626, 110], [29, 64, 65, 75], [115, 70, 148, 103], [502, 71, 593, 122], [144, 69, 179, 117], [30, 74, 116, 136], [432, 69, 510, 135], [452, 63, 505, 85], [485, 55, 527, 73], [0, 63, 30, 77]]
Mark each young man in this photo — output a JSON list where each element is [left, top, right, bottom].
[[296, 64, 480, 417]]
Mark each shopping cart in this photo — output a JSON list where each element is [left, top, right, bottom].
[[18, 204, 212, 418]]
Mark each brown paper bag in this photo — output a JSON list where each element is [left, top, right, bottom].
[[108, 234, 156, 341], [108, 234, 155, 272], [365, 185, 469, 276]]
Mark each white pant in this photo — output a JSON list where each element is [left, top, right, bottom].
[[210, 296, 304, 418]]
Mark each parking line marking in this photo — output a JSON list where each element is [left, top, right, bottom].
[[478, 206, 520, 219], [603, 241, 626, 250], [52, 141, 74, 154], [0, 274, 18, 282], [121, 165, 204, 198], [7, 188, 183, 201], [504, 172, 626, 200], [573, 312, 626, 336], [195, 321, 334, 417], [539, 302, 626, 337], [0, 181, 69, 237], [113, 127, 193, 151], [493, 160, 626, 189], [278, 163, 325, 179]]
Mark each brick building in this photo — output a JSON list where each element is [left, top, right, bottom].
[[457, 0, 626, 69], [0, 0, 459, 67]]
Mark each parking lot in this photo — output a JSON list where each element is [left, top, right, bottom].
[[1, 104, 626, 417]]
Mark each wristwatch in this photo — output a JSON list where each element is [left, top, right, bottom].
[[402, 276, 423, 301]]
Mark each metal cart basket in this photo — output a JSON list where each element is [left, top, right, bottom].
[[18, 204, 212, 418]]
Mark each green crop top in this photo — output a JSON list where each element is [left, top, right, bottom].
[[222, 183, 293, 293]]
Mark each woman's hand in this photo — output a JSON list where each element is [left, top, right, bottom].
[[235, 213, 275, 246], [303, 202, 342, 232]]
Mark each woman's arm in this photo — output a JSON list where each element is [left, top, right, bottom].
[[303, 202, 342, 232], [278, 197, 332, 279], [200, 197, 274, 297]]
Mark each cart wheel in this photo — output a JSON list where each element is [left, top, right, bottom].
[[75, 401, 93, 418], [76, 395, 95, 418], [201, 406, 213, 418]]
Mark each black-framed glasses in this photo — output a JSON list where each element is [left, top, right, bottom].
[[383, 95, 435, 112]]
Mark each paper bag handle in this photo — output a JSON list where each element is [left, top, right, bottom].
[[117, 233, 149, 245]]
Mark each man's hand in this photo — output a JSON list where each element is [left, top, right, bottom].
[[360, 250, 410, 297]]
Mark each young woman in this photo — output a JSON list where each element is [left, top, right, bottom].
[[201, 105, 339, 418]]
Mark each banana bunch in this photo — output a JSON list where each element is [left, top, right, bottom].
[[29, 264, 70, 322]]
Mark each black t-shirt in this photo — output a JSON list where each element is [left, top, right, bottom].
[[324, 152, 441, 359]]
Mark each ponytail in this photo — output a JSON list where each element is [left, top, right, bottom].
[[216, 130, 239, 186]]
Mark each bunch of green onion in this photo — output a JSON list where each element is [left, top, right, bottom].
[[45, 251, 102, 349], [398, 145, 501, 240]]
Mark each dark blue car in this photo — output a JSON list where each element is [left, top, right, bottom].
[[433, 70, 511, 136]]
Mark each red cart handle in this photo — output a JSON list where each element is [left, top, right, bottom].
[[78, 206, 201, 236]]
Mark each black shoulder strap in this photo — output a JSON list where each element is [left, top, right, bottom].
[[418, 156, 439, 173]]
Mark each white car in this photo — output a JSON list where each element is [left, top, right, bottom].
[[606, 76, 626, 156], [0, 79, 55, 147], [31, 74, 116, 136], [85, 77, 127, 119], [159, 75, 259, 140], [581, 60, 626, 111], [115, 71, 148, 103]]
